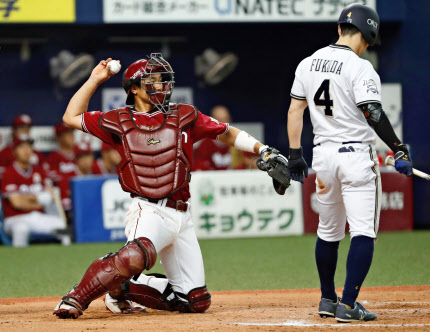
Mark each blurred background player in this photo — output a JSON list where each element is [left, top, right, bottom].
[[47, 123, 77, 212], [74, 142, 94, 176], [192, 105, 232, 171], [287, 3, 413, 323], [234, 151, 258, 170], [1, 135, 67, 247], [92, 142, 121, 175], [0, 114, 47, 181]]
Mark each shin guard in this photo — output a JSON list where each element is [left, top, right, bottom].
[[62, 237, 156, 313]]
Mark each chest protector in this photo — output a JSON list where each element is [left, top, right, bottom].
[[99, 104, 198, 199]]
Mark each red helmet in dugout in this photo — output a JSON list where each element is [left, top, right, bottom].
[[122, 53, 175, 112]]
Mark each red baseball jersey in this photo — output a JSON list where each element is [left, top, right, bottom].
[[47, 151, 77, 180], [91, 159, 115, 175], [0, 144, 47, 181], [192, 139, 231, 171], [47, 151, 78, 210], [1, 163, 50, 218], [81, 108, 228, 201]]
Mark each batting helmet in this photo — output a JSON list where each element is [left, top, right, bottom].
[[122, 53, 175, 112], [338, 3, 380, 46]]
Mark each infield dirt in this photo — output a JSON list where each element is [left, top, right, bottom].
[[0, 285, 429, 331]]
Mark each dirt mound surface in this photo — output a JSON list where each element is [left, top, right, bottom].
[[0, 286, 429, 331]]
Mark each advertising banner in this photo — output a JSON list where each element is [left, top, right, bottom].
[[72, 170, 304, 242], [72, 176, 129, 243], [0, 126, 102, 152], [104, 0, 375, 23], [190, 170, 304, 239], [0, 0, 75, 23], [302, 170, 413, 234]]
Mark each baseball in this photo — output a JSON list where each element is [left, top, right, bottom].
[[108, 60, 121, 74]]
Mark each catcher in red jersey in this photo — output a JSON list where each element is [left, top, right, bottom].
[[53, 54, 291, 319]]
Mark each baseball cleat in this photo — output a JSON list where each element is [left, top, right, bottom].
[[53, 300, 82, 319], [105, 293, 146, 314], [318, 297, 340, 318], [335, 302, 377, 323]]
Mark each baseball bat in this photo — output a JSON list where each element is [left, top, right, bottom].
[[385, 156, 430, 181], [50, 187, 68, 226]]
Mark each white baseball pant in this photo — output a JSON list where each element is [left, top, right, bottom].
[[124, 197, 205, 295], [4, 211, 66, 247], [312, 142, 382, 242]]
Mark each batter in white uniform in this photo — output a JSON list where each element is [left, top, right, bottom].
[[287, 3, 413, 323]]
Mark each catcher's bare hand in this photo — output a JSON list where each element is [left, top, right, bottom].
[[89, 58, 120, 85]]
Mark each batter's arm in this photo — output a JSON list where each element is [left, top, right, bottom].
[[218, 126, 263, 154], [287, 98, 308, 149], [359, 103, 401, 151], [63, 58, 117, 131]]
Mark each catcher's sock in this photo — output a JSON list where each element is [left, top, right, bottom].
[[341, 236, 374, 308], [315, 237, 339, 301]]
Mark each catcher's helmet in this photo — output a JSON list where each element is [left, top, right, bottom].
[[122, 53, 175, 112], [338, 3, 379, 46]]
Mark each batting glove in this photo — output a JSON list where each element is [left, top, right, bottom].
[[394, 144, 413, 177], [288, 147, 308, 184]]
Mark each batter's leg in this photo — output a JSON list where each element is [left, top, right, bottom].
[[314, 171, 346, 304], [339, 146, 381, 309]]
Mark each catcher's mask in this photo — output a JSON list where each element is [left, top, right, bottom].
[[122, 53, 175, 113]]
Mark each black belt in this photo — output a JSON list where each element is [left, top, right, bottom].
[[315, 141, 362, 147], [146, 197, 188, 212]]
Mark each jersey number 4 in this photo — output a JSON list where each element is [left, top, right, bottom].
[[314, 79, 333, 117]]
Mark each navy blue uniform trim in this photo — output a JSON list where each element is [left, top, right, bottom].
[[356, 100, 382, 107], [368, 145, 379, 235], [290, 93, 307, 100], [329, 44, 354, 52]]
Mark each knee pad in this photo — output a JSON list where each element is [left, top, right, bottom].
[[113, 237, 157, 275], [62, 237, 156, 311]]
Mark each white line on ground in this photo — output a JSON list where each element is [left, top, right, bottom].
[[371, 301, 430, 306], [234, 321, 430, 328], [376, 308, 430, 312]]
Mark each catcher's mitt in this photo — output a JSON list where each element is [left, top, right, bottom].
[[257, 147, 291, 195]]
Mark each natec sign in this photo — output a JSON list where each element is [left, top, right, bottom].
[[104, 0, 376, 23]]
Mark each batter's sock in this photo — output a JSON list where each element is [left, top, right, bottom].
[[315, 237, 340, 301], [341, 236, 374, 308]]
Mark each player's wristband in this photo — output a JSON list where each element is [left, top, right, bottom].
[[234, 131, 260, 153]]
